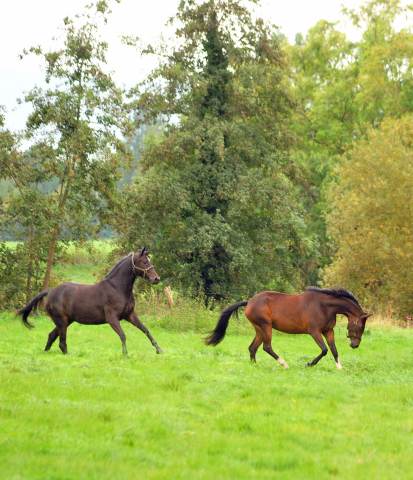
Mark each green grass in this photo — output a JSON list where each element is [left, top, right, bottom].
[[1, 311, 413, 480], [52, 240, 114, 284], [2, 243, 413, 478]]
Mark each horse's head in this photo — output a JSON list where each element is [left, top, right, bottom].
[[132, 248, 160, 285], [346, 313, 372, 348]]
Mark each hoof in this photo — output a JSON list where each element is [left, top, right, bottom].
[[156, 348, 164, 354], [277, 358, 289, 369], [283, 365, 289, 370], [305, 362, 312, 367]]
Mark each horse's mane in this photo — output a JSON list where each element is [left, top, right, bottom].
[[104, 253, 133, 279], [306, 286, 362, 309]]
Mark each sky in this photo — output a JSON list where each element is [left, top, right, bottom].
[[0, 0, 379, 131]]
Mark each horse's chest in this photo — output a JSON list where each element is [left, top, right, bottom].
[[120, 299, 135, 317]]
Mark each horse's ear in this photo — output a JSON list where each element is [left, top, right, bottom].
[[363, 313, 373, 319], [145, 249, 152, 255], [140, 247, 146, 256]]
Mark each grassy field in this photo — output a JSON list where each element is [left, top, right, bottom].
[[1, 244, 413, 478], [1, 309, 413, 480]]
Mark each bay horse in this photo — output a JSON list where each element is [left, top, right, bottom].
[[205, 287, 372, 369], [16, 248, 164, 357]]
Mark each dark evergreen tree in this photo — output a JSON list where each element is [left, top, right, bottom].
[[114, 0, 314, 301]]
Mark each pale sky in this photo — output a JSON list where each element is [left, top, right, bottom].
[[0, 0, 391, 131]]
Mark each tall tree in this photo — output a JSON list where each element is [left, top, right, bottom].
[[114, 0, 313, 301], [286, 0, 413, 283], [0, 110, 52, 304], [2, 1, 133, 292]]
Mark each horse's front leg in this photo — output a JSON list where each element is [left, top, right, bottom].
[[105, 309, 128, 358], [323, 329, 342, 370], [306, 331, 328, 367], [125, 311, 164, 354]]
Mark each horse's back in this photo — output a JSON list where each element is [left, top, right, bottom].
[[46, 282, 106, 323], [245, 290, 312, 334], [47, 281, 94, 303]]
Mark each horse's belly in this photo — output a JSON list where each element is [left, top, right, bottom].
[[75, 318, 107, 325], [69, 303, 106, 324], [272, 318, 307, 334]]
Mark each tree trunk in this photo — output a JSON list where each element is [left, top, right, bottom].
[[26, 224, 34, 302], [42, 229, 58, 291], [41, 177, 72, 291]]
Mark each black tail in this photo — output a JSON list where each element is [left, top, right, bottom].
[[204, 301, 249, 346], [16, 291, 49, 329]]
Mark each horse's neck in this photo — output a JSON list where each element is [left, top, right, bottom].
[[109, 263, 136, 296], [331, 297, 361, 316]]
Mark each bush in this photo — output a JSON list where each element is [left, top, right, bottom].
[[134, 289, 251, 335], [323, 116, 413, 316], [0, 242, 64, 311]]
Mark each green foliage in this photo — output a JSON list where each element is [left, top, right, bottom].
[[286, 0, 413, 282], [0, 111, 52, 302], [288, 0, 413, 154], [1, 314, 413, 479], [0, 243, 28, 309], [323, 115, 413, 315], [0, 1, 133, 294], [120, 117, 165, 186], [114, 0, 313, 301], [0, 242, 64, 309]]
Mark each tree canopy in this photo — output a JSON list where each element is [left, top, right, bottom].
[[2, 0, 413, 317], [113, 0, 313, 301], [323, 115, 413, 314], [286, 0, 413, 283], [0, 0, 133, 299]]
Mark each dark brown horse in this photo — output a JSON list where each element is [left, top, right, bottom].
[[16, 248, 163, 357], [205, 287, 372, 369]]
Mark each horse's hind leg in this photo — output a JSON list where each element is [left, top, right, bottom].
[[249, 329, 263, 362], [51, 315, 70, 354], [323, 329, 342, 370], [45, 320, 74, 352], [45, 328, 58, 351], [260, 323, 289, 369], [307, 331, 328, 367], [125, 311, 163, 354]]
